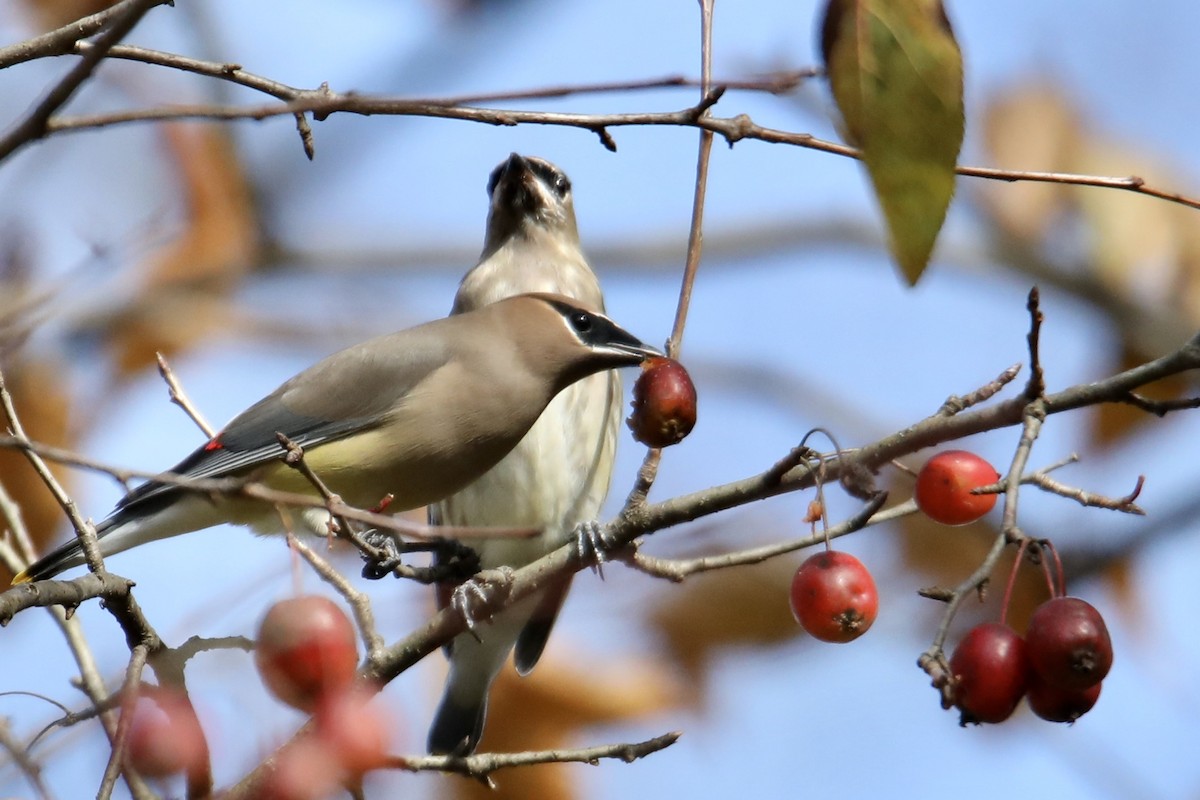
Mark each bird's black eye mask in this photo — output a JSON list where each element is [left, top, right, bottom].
[[545, 299, 640, 351], [529, 160, 570, 198]]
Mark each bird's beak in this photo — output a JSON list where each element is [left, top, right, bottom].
[[604, 332, 664, 365], [496, 152, 533, 187]]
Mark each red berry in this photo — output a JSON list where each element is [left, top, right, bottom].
[[1025, 597, 1112, 690], [124, 687, 207, 778], [1027, 672, 1101, 723], [627, 357, 697, 448], [949, 623, 1029, 724], [255, 596, 359, 712], [315, 687, 391, 776], [914, 450, 1001, 526], [259, 738, 341, 800], [788, 551, 878, 643]]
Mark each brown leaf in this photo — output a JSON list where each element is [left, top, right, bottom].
[[978, 82, 1081, 242], [647, 558, 799, 689], [0, 358, 74, 584]]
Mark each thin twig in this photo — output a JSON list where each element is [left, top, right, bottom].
[[97, 645, 148, 800], [628, 492, 892, 581], [156, 353, 215, 437], [31, 96, 1200, 213], [0, 368, 106, 578], [391, 731, 681, 777], [936, 364, 1022, 416], [1024, 288, 1046, 399], [1119, 392, 1200, 416], [1025, 472, 1146, 515], [76, 43, 815, 105], [0, 716, 54, 800], [0, 0, 167, 161], [285, 532, 385, 661]]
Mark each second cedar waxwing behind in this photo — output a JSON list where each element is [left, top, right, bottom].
[[428, 154, 618, 755], [12, 294, 660, 584]]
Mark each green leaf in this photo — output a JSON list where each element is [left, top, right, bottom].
[[821, 0, 965, 285]]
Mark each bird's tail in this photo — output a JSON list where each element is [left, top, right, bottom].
[[10, 517, 116, 584], [427, 687, 488, 756], [9, 493, 223, 585]]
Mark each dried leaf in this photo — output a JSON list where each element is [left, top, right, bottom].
[[821, 0, 965, 284], [0, 358, 74, 583], [647, 558, 799, 689], [978, 83, 1081, 242]]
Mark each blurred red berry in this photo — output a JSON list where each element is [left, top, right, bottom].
[[1027, 672, 1102, 723], [255, 596, 359, 712], [124, 687, 207, 778]]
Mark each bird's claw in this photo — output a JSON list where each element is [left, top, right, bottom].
[[360, 528, 404, 580], [573, 520, 621, 577], [450, 566, 516, 632]]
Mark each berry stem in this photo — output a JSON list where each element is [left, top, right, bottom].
[[999, 538, 1030, 627], [1041, 539, 1067, 597]]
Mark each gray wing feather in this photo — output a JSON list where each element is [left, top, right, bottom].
[[116, 330, 448, 513]]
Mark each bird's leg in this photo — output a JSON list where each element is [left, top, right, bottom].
[[450, 566, 516, 634], [358, 532, 480, 583]]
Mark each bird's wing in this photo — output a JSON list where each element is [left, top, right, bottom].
[[115, 331, 448, 514]]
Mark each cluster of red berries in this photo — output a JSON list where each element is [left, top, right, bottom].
[[950, 596, 1110, 725], [785, 447, 1113, 730], [913, 449, 1112, 725], [122, 595, 390, 799], [253, 596, 390, 799]]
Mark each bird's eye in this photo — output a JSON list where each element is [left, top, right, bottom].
[[553, 175, 570, 197], [569, 311, 593, 333]]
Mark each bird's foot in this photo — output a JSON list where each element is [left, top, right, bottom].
[[573, 519, 627, 577], [359, 533, 481, 583], [450, 566, 516, 632], [359, 528, 404, 580]]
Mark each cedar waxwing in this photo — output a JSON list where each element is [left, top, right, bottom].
[[427, 154, 619, 755], [12, 293, 660, 584]]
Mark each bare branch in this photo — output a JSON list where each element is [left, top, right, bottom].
[[0, 0, 169, 161], [390, 731, 681, 778], [30, 94, 1200, 213], [155, 353, 216, 438], [628, 492, 893, 581], [0, 0, 171, 69], [0, 716, 54, 800], [97, 644, 148, 800]]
